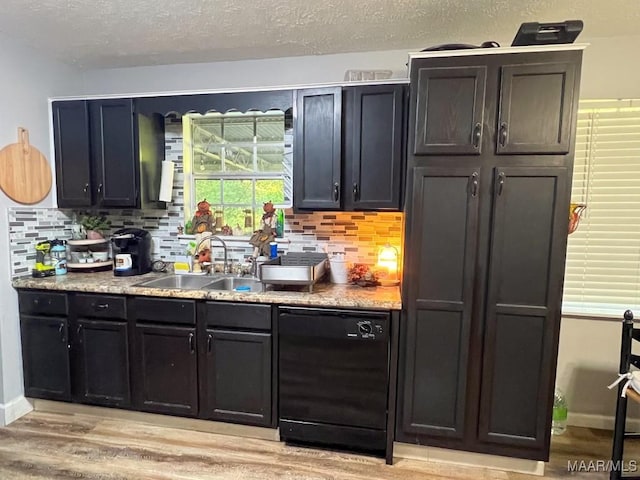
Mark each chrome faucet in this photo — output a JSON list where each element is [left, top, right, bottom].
[[194, 235, 229, 274]]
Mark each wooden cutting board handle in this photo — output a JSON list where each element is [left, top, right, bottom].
[[0, 127, 52, 204]]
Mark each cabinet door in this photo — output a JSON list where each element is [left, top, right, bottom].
[[293, 87, 342, 209], [134, 324, 198, 416], [478, 166, 569, 455], [74, 319, 130, 408], [201, 329, 272, 427], [52, 100, 93, 208], [20, 316, 71, 401], [89, 99, 138, 207], [414, 66, 486, 155], [400, 166, 480, 440], [496, 62, 577, 154], [345, 85, 404, 210]]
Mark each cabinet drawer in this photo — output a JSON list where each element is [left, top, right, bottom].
[[133, 297, 195, 325], [204, 302, 271, 330], [74, 294, 127, 320], [18, 291, 68, 316]]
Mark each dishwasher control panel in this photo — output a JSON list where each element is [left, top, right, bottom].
[[353, 320, 383, 339]]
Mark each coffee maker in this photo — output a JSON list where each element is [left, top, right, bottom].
[[111, 228, 152, 276]]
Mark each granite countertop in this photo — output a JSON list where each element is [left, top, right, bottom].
[[12, 271, 402, 311]]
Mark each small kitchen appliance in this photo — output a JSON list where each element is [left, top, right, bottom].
[[111, 228, 152, 276], [32, 240, 56, 277]]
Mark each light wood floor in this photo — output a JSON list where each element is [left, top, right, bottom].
[[0, 411, 636, 479]]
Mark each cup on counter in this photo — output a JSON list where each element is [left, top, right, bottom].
[[92, 252, 109, 262]]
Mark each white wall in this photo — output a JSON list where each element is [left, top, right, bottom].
[[79, 48, 414, 96], [0, 32, 83, 424]]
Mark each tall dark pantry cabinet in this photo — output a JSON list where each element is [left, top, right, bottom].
[[397, 46, 584, 461]]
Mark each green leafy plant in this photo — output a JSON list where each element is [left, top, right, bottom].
[[80, 214, 111, 233]]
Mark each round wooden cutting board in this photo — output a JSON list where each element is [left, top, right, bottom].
[[0, 127, 52, 204]]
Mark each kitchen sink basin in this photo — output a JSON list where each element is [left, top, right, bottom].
[[204, 276, 264, 293], [135, 275, 215, 290]]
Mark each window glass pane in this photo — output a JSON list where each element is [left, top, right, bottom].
[[223, 116, 254, 143], [222, 206, 246, 234], [193, 146, 222, 172], [224, 145, 254, 172], [256, 114, 284, 142], [222, 179, 253, 204], [256, 145, 284, 172], [192, 116, 222, 142], [256, 179, 285, 204], [194, 179, 221, 204]]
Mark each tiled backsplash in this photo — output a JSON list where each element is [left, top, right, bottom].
[[8, 117, 403, 277]]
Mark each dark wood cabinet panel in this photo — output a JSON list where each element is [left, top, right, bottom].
[[344, 85, 404, 210], [20, 316, 71, 401], [400, 49, 581, 461], [414, 66, 486, 155], [200, 329, 272, 427], [293, 87, 342, 210], [497, 62, 577, 154], [133, 297, 195, 325], [134, 324, 198, 416], [18, 291, 68, 316], [478, 166, 569, 453], [400, 166, 480, 439], [52, 100, 93, 207], [89, 99, 138, 207], [74, 319, 130, 407]]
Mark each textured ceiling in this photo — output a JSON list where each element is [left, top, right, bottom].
[[0, 0, 638, 69]]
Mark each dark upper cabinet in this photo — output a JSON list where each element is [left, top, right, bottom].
[[20, 315, 71, 401], [400, 166, 480, 440], [413, 66, 486, 155], [293, 84, 406, 211], [344, 84, 405, 210], [52, 98, 164, 209], [134, 323, 198, 417], [294, 87, 342, 210], [200, 329, 272, 427], [73, 318, 131, 408], [52, 101, 93, 207], [478, 166, 568, 452], [496, 63, 577, 155], [89, 99, 138, 207]]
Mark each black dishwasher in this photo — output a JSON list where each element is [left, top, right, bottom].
[[278, 307, 390, 454]]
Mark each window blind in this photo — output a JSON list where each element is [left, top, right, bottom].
[[563, 99, 640, 317]]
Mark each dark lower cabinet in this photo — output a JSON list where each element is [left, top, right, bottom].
[[401, 166, 480, 440], [478, 167, 568, 450], [73, 319, 130, 408], [20, 316, 71, 401], [134, 324, 198, 416], [200, 329, 272, 427]]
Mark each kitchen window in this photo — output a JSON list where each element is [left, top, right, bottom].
[[182, 110, 292, 236], [562, 99, 640, 317]]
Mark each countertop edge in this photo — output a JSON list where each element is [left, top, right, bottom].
[[12, 274, 402, 311]]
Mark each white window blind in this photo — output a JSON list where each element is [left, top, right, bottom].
[[563, 99, 640, 317]]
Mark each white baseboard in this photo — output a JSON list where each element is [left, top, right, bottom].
[[0, 396, 33, 426], [394, 442, 545, 476], [568, 412, 640, 431]]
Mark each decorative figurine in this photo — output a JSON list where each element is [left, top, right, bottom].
[[189, 199, 214, 234], [249, 201, 277, 257]]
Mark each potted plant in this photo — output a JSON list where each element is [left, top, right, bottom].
[[80, 214, 111, 239]]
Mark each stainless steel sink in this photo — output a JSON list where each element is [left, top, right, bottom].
[[135, 275, 215, 290], [204, 276, 264, 293]]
